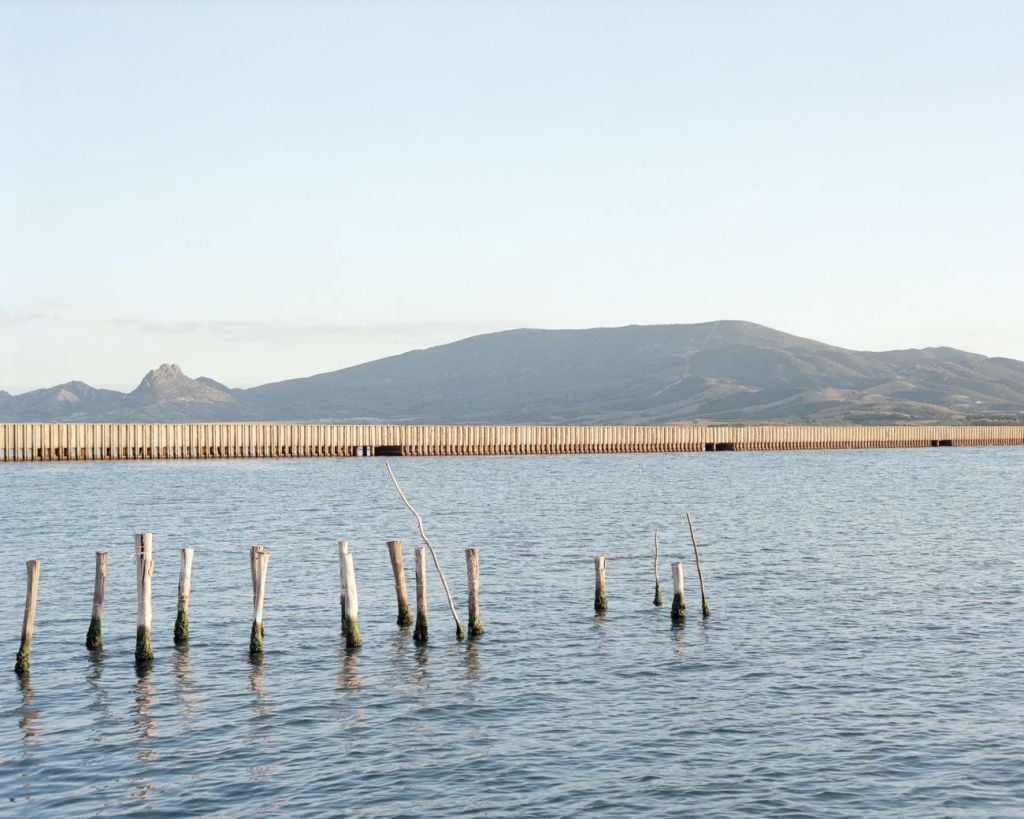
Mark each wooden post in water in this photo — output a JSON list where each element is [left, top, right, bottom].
[[465, 547, 484, 637], [14, 560, 40, 674], [653, 530, 663, 606], [338, 541, 362, 648], [86, 551, 107, 650], [414, 546, 428, 644], [594, 554, 608, 613], [338, 540, 348, 633], [134, 533, 154, 662], [387, 539, 413, 627], [174, 548, 194, 644], [249, 546, 270, 653], [670, 561, 686, 623], [685, 512, 710, 618]]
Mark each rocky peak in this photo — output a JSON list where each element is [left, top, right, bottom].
[[128, 363, 234, 405]]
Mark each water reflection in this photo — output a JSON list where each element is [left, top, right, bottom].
[[413, 645, 429, 689], [131, 665, 157, 802], [336, 646, 364, 692], [247, 653, 270, 716], [17, 674, 40, 745], [670, 619, 687, 657], [463, 641, 482, 683], [172, 645, 198, 730]]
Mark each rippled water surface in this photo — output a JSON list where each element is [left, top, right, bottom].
[[1, 448, 1022, 816]]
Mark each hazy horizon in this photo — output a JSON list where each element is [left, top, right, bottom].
[[3, 2, 1021, 391]]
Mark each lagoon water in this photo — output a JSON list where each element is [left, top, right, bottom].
[[1, 448, 1022, 816]]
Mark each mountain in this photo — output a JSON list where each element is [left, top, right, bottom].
[[3, 321, 1024, 423]]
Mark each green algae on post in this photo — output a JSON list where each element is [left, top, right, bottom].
[[13, 560, 40, 675], [134, 534, 155, 663], [86, 551, 107, 650], [670, 561, 686, 624], [174, 548, 194, 645], [387, 539, 414, 628], [465, 547, 484, 638], [594, 554, 608, 613], [414, 546, 429, 644], [249, 620, 263, 653]]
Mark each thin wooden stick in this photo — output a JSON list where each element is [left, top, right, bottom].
[[685, 512, 710, 617], [653, 529, 662, 606], [14, 560, 40, 674], [86, 551, 107, 650], [383, 459, 465, 640]]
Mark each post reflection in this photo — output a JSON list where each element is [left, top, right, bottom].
[[17, 674, 40, 744], [336, 646, 364, 692], [131, 664, 158, 802], [463, 641, 482, 683], [172, 644, 198, 730]]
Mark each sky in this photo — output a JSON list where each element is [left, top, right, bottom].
[[1, 1, 1021, 393]]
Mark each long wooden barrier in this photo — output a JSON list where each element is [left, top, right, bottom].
[[0, 423, 1022, 461]]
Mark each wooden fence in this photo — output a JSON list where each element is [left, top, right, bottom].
[[1, 423, 1022, 461]]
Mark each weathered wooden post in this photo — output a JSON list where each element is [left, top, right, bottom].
[[652, 530, 662, 607], [338, 540, 348, 633], [387, 539, 413, 627], [134, 533, 154, 662], [174, 548, 194, 644], [249, 545, 270, 653], [414, 546, 428, 644], [685, 512, 710, 617], [670, 561, 686, 622], [594, 554, 608, 613], [465, 547, 484, 637], [85, 551, 107, 650], [338, 541, 362, 648], [14, 560, 40, 674]]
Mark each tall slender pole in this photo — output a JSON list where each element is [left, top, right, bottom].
[[14, 560, 40, 674], [174, 548, 194, 644], [414, 546, 428, 644], [339, 541, 362, 648], [86, 551, 107, 650], [685, 512, 710, 617], [387, 539, 413, 627], [594, 554, 608, 613], [134, 533, 154, 662], [249, 546, 270, 653], [465, 547, 484, 637], [652, 529, 662, 606]]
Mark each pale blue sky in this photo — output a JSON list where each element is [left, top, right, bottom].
[[1, 1, 1021, 392]]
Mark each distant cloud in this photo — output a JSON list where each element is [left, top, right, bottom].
[[0, 309, 53, 325]]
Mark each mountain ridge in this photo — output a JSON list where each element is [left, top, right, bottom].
[[4, 321, 1024, 424]]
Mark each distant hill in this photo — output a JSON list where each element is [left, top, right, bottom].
[[4, 321, 1024, 424]]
